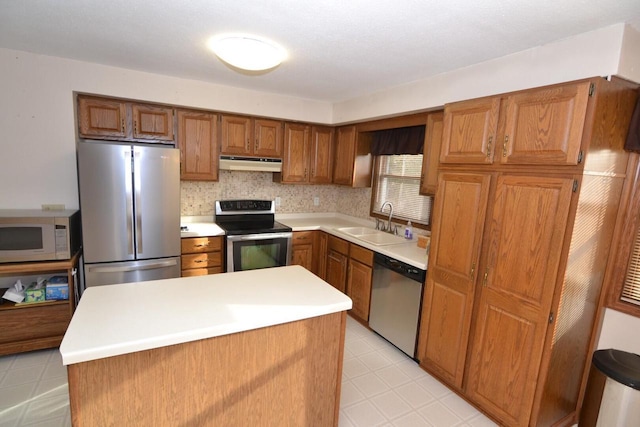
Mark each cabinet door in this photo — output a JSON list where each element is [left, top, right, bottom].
[[441, 97, 500, 164], [500, 81, 590, 165], [281, 123, 311, 183], [317, 232, 328, 280], [333, 125, 357, 185], [131, 104, 174, 141], [177, 110, 218, 181], [326, 250, 348, 293], [417, 172, 491, 388], [310, 126, 334, 184], [420, 111, 444, 195], [347, 259, 373, 322], [254, 119, 283, 158], [220, 115, 252, 155], [465, 175, 574, 427], [291, 244, 314, 272], [78, 96, 127, 139]]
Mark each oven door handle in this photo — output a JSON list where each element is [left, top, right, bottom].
[[227, 232, 293, 242]]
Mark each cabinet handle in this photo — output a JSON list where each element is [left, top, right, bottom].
[[304, 168, 308, 178], [470, 262, 476, 278], [311, 168, 315, 177], [246, 139, 250, 150], [195, 243, 209, 248], [134, 120, 138, 134], [121, 118, 125, 133], [255, 139, 258, 151], [483, 267, 489, 287], [503, 135, 509, 157], [487, 136, 492, 158]]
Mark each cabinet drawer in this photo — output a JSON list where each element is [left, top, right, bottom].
[[181, 267, 223, 277], [328, 235, 349, 255], [0, 303, 71, 345], [292, 231, 315, 245], [350, 244, 374, 266], [181, 252, 222, 269], [181, 237, 222, 254]]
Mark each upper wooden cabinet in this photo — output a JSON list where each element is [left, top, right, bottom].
[[177, 110, 219, 181], [333, 125, 372, 187], [220, 114, 283, 158], [279, 124, 334, 184], [78, 95, 174, 142], [440, 81, 591, 166], [420, 111, 444, 195]]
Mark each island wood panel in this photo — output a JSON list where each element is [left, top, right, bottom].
[[67, 312, 346, 427]]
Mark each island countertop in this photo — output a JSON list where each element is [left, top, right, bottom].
[[60, 265, 352, 365]]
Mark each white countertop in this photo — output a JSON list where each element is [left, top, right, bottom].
[[180, 213, 430, 270], [59, 265, 352, 365]]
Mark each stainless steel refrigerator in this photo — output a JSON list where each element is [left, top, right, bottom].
[[77, 141, 181, 288]]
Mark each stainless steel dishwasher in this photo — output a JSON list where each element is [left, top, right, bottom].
[[369, 252, 426, 358]]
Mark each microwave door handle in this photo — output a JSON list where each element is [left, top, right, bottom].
[[124, 148, 134, 255], [133, 150, 143, 254]]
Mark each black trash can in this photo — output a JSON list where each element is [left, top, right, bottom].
[[579, 349, 640, 426]]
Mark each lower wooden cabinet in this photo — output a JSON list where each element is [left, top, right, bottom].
[[180, 236, 223, 276], [291, 231, 317, 274]]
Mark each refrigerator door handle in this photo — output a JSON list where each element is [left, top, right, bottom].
[[124, 148, 135, 255], [86, 259, 178, 274], [133, 150, 143, 254]]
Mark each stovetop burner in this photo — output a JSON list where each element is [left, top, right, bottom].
[[214, 200, 292, 236]]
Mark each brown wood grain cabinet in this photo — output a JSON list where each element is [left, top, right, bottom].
[[180, 236, 223, 276], [310, 126, 335, 184], [417, 77, 639, 427], [291, 231, 317, 274], [333, 125, 372, 187], [325, 236, 349, 293], [0, 253, 79, 356], [346, 244, 373, 323], [279, 125, 334, 184], [78, 95, 174, 142], [220, 114, 283, 158], [420, 111, 444, 195], [177, 110, 219, 181], [317, 231, 329, 281]]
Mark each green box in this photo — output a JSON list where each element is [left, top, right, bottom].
[[25, 285, 46, 303]]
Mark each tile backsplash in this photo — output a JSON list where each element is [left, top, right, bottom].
[[181, 171, 372, 220]]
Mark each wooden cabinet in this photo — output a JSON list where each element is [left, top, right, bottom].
[[440, 81, 591, 167], [317, 232, 329, 281], [220, 114, 283, 158], [78, 95, 174, 142], [346, 244, 374, 322], [323, 235, 374, 321], [279, 125, 334, 184], [180, 236, 223, 276], [417, 172, 491, 388], [333, 125, 372, 187], [417, 77, 639, 426], [177, 110, 219, 181], [0, 253, 79, 356], [420, 111, 444, 195], [291, 231, 317, 274]]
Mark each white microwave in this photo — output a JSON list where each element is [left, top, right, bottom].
[[0, 209, 81, 263]]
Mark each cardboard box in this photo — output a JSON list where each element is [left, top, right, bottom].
[[46, 276, 69, 300], [25, 284, 46, 303]]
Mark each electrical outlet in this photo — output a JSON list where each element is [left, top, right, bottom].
[[42, 204, 65, 211], [275, 197, 281, 207], [313, 197, 320, 206]]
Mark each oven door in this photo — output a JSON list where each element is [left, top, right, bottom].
[[226, 232, 292, 272]]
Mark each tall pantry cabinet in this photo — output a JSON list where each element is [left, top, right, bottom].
[[417, 77, 638, 426]]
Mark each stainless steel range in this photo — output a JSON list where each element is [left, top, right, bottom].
[[214, 200, 292, 272]]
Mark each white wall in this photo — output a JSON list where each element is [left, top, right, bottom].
[[333, 24, 626, 123], [0, 49, 333, 210], [618, 24, 640, 83], [597, 309, 640, 355]]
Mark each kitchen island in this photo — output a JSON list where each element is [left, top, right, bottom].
[[60, 265, 352, 427]]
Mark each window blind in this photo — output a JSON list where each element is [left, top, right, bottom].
[[372, 155, 432, 225], [622, 224, 640, 306]]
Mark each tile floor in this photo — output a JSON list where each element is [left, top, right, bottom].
[[0, 316, 497, 427]]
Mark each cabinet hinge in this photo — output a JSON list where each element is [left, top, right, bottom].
[[589, 83, 595, 97], [549, 312, 554, 324], [577, 151, 583, 164], [573, 180, 579, 192]]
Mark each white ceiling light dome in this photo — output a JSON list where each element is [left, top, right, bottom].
[[208, 34, 287, 71]]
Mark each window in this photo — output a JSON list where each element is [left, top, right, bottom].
[[371, 154, 432, 226]]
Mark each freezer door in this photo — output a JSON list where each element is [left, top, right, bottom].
[[133, 145, 180, 259], [78, 142, 136, 263], [84, 257, 181, 287]]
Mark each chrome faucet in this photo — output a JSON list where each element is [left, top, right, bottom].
[[380, 201, 395, 234]]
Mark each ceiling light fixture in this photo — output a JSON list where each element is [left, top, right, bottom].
[[208, 34, 287, 71]]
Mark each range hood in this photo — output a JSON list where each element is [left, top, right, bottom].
[[219, 156, 282, 172]]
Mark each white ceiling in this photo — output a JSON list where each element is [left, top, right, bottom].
[[1, 0, 639, 103]]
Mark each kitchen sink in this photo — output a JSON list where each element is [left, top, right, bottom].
[[337, 227, 407, 246]]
